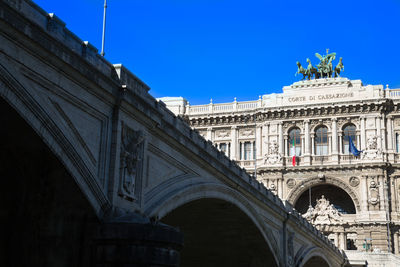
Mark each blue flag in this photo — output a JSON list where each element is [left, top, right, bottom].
[[349, 136, 361, 156]]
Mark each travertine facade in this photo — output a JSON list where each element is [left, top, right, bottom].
[[161, 77, 400, 265]]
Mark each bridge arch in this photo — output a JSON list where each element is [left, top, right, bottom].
[[0, 61, 110, 216], [296, 247, 332, 267], [286, 176, 361, 213], [147, 182, 280, 267]]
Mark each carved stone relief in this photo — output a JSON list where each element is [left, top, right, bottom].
[[349, 177, 360, 187], [215, 129, 230, 138], [240, 128, 254, 137], [264, 141, 282, 165], [286, 179, 296, 189], [362, 135, 382, 160], [119, 124, 145, 201], [368, 180, 379, 206]]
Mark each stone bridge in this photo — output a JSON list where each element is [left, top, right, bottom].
[[0, 1, 345, 266]]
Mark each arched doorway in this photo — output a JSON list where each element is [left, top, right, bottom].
[[161, 198, 278, 267], [0, 98, 99, 266], [295, 184, 356, 214]]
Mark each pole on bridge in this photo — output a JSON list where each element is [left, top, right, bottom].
[[101, 0, 107, 56]]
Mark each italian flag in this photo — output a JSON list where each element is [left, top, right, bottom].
[[291, 139, 296, 166]]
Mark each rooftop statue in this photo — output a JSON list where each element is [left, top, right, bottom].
[[296, 49, 344, 80]]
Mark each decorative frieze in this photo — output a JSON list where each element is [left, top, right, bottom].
[[215, 129, 230, 139]]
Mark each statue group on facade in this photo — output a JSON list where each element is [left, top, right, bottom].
[[303, 195, 343, 224], [296, 49, 344, 80]]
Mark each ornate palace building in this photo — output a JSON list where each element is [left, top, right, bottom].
[[160, 74, 400, 265]]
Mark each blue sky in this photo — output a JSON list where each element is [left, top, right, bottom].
[[34, 0, 400, 105]]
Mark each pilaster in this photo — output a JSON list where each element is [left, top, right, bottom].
[[360, 116, 366, 150], [231, 126, 238, 160], [303, 119, 311, 165], [331, 118, 339, 163]]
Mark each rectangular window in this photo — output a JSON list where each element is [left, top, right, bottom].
[[244, 142, 252, 160], [219, 143, 230, 157]]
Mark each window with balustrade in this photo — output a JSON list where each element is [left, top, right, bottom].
[[315, 126, 328, 155], [288, 128, 302, 156], [343, 124, 357, 154]]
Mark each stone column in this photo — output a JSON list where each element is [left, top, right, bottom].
[[304, 120, 311, 165], [304, 120, 310, 155], [240, 142, 244, 160], [361, 175, 369, 212], [335, 232, 339, 247], [311, 135, 315, 155], [338, 132, 343, 154], [376, 116, 382, 150], [332, 118, 338, 163], [278, 122, 283, 155], [256, 125, 262, 158], [207, 127, 213, 141], [263, 123, 270, 158], [387, 116, 394, 151], [393, 176, 399, 213], [394, 232, 399, 254], [379, 175, 385, 211], [381, 117, 387, 152], [360, 116, 366, 150], [250, 141, 254, 160], [332, 118, 338, 152], [339, 232, 346, 250], [284, 136, 288, 157], [231, 126, 238, 160], [328, 135, 332, 155]]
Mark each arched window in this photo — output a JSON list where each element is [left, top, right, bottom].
[[288, 128, 301, 156], [315, 126, 328, 155], [343, 124, 357, 154]]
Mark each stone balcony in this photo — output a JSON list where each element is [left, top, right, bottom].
[[235, 153, 394, 169]]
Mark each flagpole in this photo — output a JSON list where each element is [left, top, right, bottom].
[[101, 0, 107, 56]]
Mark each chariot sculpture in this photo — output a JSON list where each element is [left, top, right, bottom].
[[296, 49, 344, 80]]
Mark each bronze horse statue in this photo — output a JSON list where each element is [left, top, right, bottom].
[[334, 57, 344, 77], [306, 58, 320, 79], [296, 61, 309, 80]]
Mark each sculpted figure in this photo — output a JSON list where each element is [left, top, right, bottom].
[[296, 49, 342, 80], [303, 195, 343, 224], [334, 57, 344, 77], [366, 136, 378, 150], [121, 128, 145, 198], [269, 141, 279, 154], [315, 49, 336, 78], [362, 135, 382, 160]]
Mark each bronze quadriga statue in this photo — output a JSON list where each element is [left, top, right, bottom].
[[296, 49, 344, 80]]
